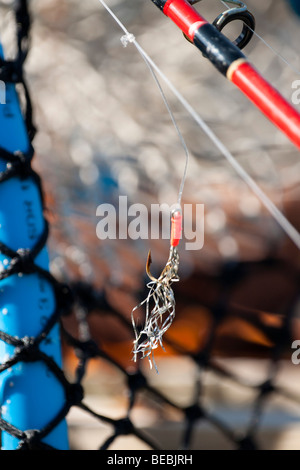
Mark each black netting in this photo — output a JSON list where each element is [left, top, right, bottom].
[[0, 0, 300, 451]]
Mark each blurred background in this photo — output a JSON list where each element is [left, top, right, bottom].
[[1, 0, 300, 450]]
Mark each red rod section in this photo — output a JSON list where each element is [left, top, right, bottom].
[[230, 61, 300, 149], [163, 0, 207, 37], [151, 0, 300, 149]]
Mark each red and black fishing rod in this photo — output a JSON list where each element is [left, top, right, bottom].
[[150, 0, 300, 149]]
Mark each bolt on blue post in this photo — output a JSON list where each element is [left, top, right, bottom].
[[0, 30, 69, 450]]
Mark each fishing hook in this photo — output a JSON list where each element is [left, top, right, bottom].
[[131, 206, 182, 371], [185, 0, 255, 50]]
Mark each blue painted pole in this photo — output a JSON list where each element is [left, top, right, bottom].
[[0, 33, 69, 450]]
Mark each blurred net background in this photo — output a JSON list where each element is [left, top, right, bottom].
[[1, 0, 300, 450]]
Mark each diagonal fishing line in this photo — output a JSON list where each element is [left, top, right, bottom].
[[97, 0, 300, 251]]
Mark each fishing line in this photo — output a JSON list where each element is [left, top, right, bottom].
[[97, 0, 192, 370], [98, 0, 190, 207], [220, 0, 300, 76], [97, 0, 300, 250]]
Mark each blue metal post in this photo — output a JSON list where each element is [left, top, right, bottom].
[[0, 39, 69, 449]]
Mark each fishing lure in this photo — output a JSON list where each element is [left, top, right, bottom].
[[131, 205, 182, 372]]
